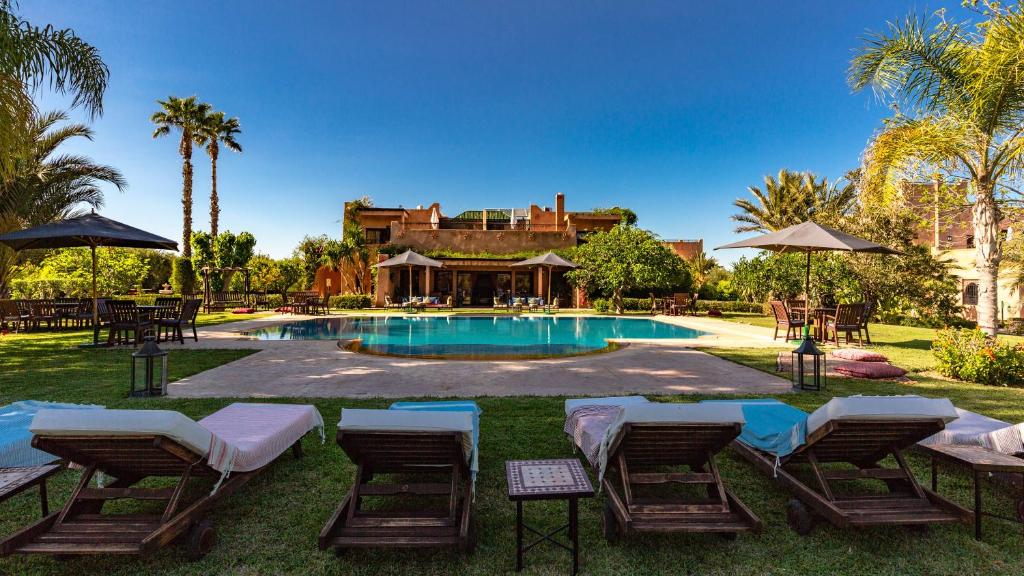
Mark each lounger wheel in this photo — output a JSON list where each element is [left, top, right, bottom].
[[186, 518, 216, 560], [602, 500, 621, 543], [785, 499, 813, 536]]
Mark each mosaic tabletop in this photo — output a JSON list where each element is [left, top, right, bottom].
[[506, 458, 594, 500]]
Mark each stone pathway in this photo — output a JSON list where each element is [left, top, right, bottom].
[[167, 313, 791, 398]]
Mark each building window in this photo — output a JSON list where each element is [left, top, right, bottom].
[[966, 235, 974, 248], [964, 283, 979, 306], [364, 228, 390, 244]]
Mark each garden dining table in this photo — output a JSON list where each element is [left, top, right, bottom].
[[811, 307, 836, 341]]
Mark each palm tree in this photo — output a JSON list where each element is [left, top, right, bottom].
[[732, 170, 855, 233], [1, 0, 109, 179], [849, 8, 1024, 335], [0, 110, 125, 293], [151, 96, 210, 258], [688, 251, 720, 292], [198, 111, 242, 238]]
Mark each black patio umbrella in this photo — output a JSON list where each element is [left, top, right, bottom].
[[0, 212, 178, 341], [715, 221, 900, 335]]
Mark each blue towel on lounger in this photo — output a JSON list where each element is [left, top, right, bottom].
[[389, 400, 482, 481], [700, 399, 808, 457], [0, 400, 104, 467]]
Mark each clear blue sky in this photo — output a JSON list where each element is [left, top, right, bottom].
[[24, 1, 974, 262]]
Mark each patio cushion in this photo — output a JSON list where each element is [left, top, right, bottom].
[[198, 403, 324, 473], [564, 396, 649, 416], [339, 408, 475, 466], [232, 307, 256, 314], [701, 399, 808, 457], [806, 395, 956, 435], [833, 361, 907, 379], [921, 408, 1024, 455], [831, 348, 888, 362]]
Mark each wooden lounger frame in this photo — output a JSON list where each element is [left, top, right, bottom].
[[0, 433, 303, 558], [731, 418, 973, 534], [319, 429, 474, 553], [600, 422, 762, 541]]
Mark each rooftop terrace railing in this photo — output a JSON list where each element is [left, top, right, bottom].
[[403, 221, 562, 232]]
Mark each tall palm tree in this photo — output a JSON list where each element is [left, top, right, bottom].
[[198, 111, 242, 238], [1, 0, 109, 179], [732, 170, 855, 233], [151, 96, 210, 258], [688, 251, 720, 292], [0, 110, 125, 293], [849, 8, 1024, 335]]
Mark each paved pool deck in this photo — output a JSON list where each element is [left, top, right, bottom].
[[167, 313, 793, 399]]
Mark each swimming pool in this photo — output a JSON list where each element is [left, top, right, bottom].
[[242, 316, 706, 359]]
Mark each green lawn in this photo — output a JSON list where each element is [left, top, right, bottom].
[[1, 314, 1024, 575]]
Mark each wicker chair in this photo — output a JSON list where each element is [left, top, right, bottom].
[[769, 300, 804, 341], [825, 302, 867, 346]]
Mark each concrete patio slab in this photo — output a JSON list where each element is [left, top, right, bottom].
[[167, 313, 792, 398]]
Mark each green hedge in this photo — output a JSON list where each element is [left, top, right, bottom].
[[697, 300, 765, 314], [329, 294, 372, 309], [590, 297, 766, 314]]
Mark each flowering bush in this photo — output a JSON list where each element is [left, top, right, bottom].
[[932, 328, 1024, 387]]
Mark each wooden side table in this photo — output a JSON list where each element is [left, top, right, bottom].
[[0, 464, 61, 516], [506, 459, 594, 575], [918, 443, 1024, 539]]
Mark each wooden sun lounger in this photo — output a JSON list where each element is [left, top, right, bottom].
[[731, 418, 973, 534], [0, 433, 304, 559], [600, 421, 761, 541], [319, 429, 475, 553]]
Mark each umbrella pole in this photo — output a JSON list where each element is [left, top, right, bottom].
[[91, 244, 99, 345], [409, 265, 413, 301], [547, 266, 552, 304], [804, 251, 811, 340]]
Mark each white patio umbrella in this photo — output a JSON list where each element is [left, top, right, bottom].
[[511, 252, 577, 304], [374, 249, 443, 301]]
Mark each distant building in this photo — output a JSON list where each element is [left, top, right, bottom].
[[663, 239, 703, 261], [326, 193, 622, 307], [904, 182, 1022, 321]]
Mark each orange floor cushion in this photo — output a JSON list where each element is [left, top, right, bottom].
[[834, 360, 906, 379], [831, 349, 888, 363]]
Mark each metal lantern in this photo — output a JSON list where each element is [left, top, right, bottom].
[[130, 334, 168, 397], [791, 336, 825, 391]]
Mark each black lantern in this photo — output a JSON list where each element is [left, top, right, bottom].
[[130, 334, 168, 397], [791, 336, 825, 391]]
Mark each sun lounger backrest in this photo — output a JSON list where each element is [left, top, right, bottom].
[[337, 430, 465, 473], [801, 419, 947, 464], [619, 422, 742, 467], [32, 434, 217, 479]]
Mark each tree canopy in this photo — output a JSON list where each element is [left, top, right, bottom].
[[566, 224, 690, 313]]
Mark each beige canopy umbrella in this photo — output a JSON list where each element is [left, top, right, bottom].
[[374, 249, 443, 301], [715, 221, 901, 337], [511, 252, 577, 304]]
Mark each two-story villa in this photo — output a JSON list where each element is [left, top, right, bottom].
[[334, 193, 622, 307]]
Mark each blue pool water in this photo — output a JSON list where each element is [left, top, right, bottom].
[[242, 316, 706, 358]]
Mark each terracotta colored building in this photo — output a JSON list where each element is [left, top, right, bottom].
[[663, 239, 704, 261], [344, 193, 622, 307], [904, 182, 1022, 321]]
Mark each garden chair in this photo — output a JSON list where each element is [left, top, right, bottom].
[[0, 403, 322, 559], [493, 296, 509, 312], [159, 299, 201, 344], [0, 300, 28, 332], [727, 397, 970, 535], [105, 300, 152, 346], [769, 300, 804, 341], [824, 303, 866, 347], [668, 293, 691, 316], [252, 291, 270, 311], [564, 399, 761, 541], [28, 300, 56, 331], [858, 298, 875, 345], [320, 405, 478, 553], [785, 299, 807, 323]]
